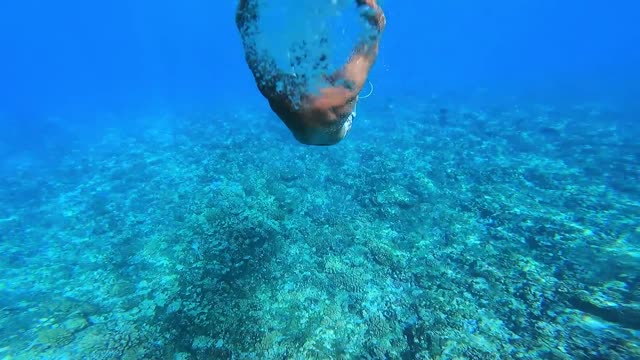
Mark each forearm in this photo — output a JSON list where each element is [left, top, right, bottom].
[[355, 2, 385, 59]]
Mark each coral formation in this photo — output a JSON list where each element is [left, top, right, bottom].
[[0, 100, 638, 359]]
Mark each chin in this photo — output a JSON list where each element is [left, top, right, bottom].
[[293, 132, 345, 146]]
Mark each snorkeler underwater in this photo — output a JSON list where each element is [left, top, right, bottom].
[[236, 0, 386, 145]]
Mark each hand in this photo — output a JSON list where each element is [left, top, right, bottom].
[[356, 0, 378, 9], [356, 0, 385, 31]]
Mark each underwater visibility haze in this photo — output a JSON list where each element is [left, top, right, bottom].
[[1, 0, 639, 359]]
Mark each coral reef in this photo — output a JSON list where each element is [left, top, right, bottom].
[[0, 99, 638, 359]]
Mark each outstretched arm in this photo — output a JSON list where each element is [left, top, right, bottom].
[[311, 0, 386, 110], [236, 0, 299, 104]]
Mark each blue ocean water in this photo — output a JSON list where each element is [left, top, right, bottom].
[[1, 1, 639, 359]]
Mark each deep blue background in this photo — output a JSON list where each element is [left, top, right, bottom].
[[1, 0, 638, 145]]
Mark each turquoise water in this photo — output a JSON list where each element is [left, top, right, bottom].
[[1, 1, 639, 359]]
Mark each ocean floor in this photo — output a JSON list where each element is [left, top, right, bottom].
[[0, 98, 639, 359]]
